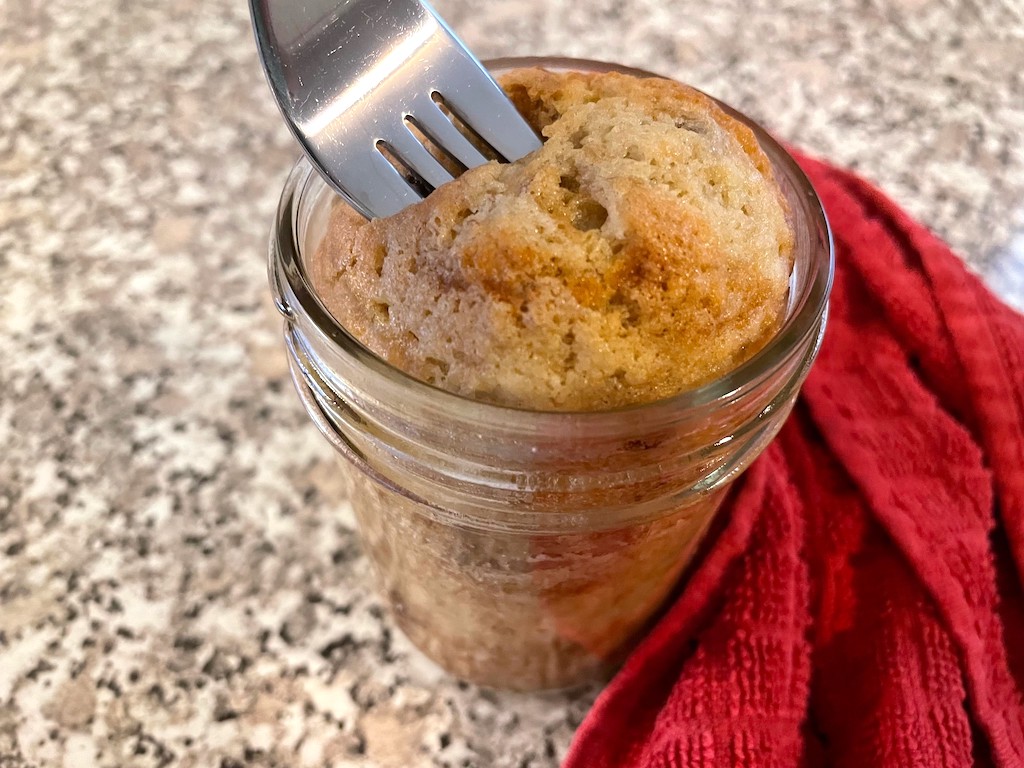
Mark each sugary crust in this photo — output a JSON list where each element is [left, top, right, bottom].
[[310, 69, 794, 411]]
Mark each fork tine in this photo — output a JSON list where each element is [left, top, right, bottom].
[[383, 127, 457, 192], [438, 59, 542, 162], [410, 98, 490, 170], [339, 150, 424, 219]]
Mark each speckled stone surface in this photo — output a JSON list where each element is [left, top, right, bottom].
[[1, 1, 1022, 766]]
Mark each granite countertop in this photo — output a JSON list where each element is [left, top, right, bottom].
[[1, 1, 1022, 766]]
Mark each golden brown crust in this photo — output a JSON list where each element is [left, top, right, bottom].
[[310, 69, 794, 411]]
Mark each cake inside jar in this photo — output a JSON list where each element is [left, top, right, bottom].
[[310, 68, 794, 411], [306, 68, 796, 689]]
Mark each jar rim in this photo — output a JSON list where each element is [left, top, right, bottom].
[[270, 56, 834, 424]]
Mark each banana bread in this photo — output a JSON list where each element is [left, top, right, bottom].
[[310, 68, 794, 411]]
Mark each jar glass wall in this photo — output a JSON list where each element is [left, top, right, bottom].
[[267, 57, 833, 690]]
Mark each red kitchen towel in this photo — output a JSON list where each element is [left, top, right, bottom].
[[564, 153, 1024, 768]]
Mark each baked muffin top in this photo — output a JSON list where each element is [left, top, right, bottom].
[[310, 68, 794, 411]]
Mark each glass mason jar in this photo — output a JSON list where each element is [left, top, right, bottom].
[[267, 57, 833, 691]]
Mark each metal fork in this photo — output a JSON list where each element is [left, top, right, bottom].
[[250, 0, 542, 218]]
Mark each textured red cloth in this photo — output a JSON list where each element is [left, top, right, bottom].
[[564, 154, 1024, 768]]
